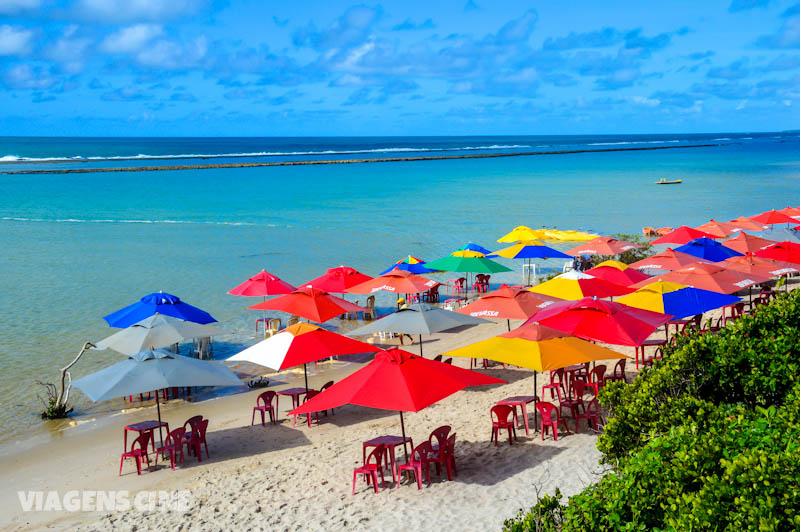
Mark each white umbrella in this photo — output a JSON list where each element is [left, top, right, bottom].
[[94, 314, 224, 356]]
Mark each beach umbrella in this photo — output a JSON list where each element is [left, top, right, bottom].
[[379, 256, 438, 275], [73, 349, 242, 444], [528, 270, 635, 300], [227, 269, 296, 297], [248, 286, 366, 323], [456, 283, 562, 329], [523, 297, 672, 346], [288, 348, 505, 455], [497, 225, 548, 243], [651, 226, 720, 245], [673, 237, 743, 262], [750, 209, 797, 227], [458, 242, 493, 254], [777, 206, 800, 218], [759, 226, 800, 244], [94, 314, 225, 356], [630, 262, 771, 294], [755, 241, 800, 264], [617, 281, 740, 320], [727, 216, 769, 232], [566, 236, 644, 256], [346, 268, 440, 295], [488, 240, 573, 285], [301, 266, 373, 294], [425, 250, 513, 274], [724, 232, 775, 254], [584, 260, 652, 286], [695, 219, 741, 238], [346, 303, 489, 356], [628, 248, 710, 271], [103, 292, 216, 328], [723, 253, 800, 278], [226, 323, 377, 390]]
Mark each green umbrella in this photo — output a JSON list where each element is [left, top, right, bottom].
[[425, 250, 513, 274]]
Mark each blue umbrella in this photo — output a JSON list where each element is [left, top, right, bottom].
[[379, 262, 439, 275], [674, 238, 743, 263], [618, 281, 742, 320], [458, 242, 493, 254], [104, 292, 216, 328]]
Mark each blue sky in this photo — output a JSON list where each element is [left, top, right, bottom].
[[1, 0, 799, 136]]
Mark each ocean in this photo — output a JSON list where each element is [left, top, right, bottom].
[[1, 132, 798, 448]]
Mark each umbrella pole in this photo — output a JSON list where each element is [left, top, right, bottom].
[[419, 334, 423, 357], [303, 363, 309, 392], [533, 372, 538, 432], [156, 391, 164, 450], [399, 411, 409, 460], [507, 319, 511, 332]]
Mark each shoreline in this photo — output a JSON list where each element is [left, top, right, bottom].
[[1, 143, 719, 175]]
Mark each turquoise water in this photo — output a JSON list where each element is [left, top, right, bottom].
[[1, 133, 798, 445]]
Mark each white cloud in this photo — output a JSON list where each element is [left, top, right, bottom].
[[0, 25, 33, 56], [735, 99, 748, 110], [0, 0, 39, 14], [101, 24, 163, 53], [631, 95, 660, 107], [3, 64, 57, 89], [76, 0, 199, 22], [45, 25, 92, 73], [135, 35, 207, 69]]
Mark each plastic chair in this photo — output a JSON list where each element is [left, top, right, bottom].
[[296, 390, 321, 427], [433, 355, 443, 362], [536, 401, 571, 441], [584, 365, 607, 396], [575, 399, 605, 433], [542, 368, 566, 401], [352, 444, 387, 495], [604, 359, 628, 384], [184, 419, 209, 462], [252, 390, 277, 426], [397, 441, 433, 490], [724, 302, 746, 325], [430, 432, 457, 481], [643, 347, 663, 368], [362, 295, 377, 320], [319, 381, 334, 415], [267, 318, 281, 336], [119, 432, 152, 476], [559, 378, 586, 420], [183, 415, 203, 435], [490, 404, 517, 446], [443, 357, 453, 365], [155, 427, 186, 471], [428, 425, 451, 455]]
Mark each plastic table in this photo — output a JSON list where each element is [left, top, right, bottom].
[[496, 395, 538, 435], [124, 420, 169, 452], [277, 387, 309, 422], [634, 339, 668, 369], [362, 435, 414, 482]]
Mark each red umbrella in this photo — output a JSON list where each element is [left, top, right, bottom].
[[248, 286, 366, 323], [522, 297, 672, 346], [727, 216, 769, 232], [630, 262, 771, 294], [456, 283, 562, 329], [567, 236, 644, 256], [584, 262, 652, 286], [346, 268, 440, 295], [289, 348, 505, 452], [750, 210, 798, 226], [695, 219, 739, 238], [628, 248, 710, 271], [723, 253, 800, 278], [651, 226, 720, 245], [724, 232, 775, 254], [227, 269, 296, 297], [756, 241, 800, 264], [302, 266, 373, 294], [778, 206, 800, 218]]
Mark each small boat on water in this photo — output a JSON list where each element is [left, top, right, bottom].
[[655, 178, 682, 185]]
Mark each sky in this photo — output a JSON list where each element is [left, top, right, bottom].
[[1, 0, 800, 136]]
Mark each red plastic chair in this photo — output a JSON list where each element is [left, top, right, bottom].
[[584, 365, 607, 396], [119, 431, 152, 476], [472, 274, 490, 293], [575, 398, 605, 433], [319, 381, 335, 415], [183, 415, 203, 434], [428, 425, 451, 457], [296, 390, 321, 427], [490, 404, 517, 446], [397, 441, 433, 489], [252, 390, 277, 426], [443, 357, 453, 365], [535, 401, 572, 441], [352, 444, 387, 495], [433, 355, 443, 362], [449, 277, 466, 295], [724, 302, 746, 325], [184, 418, 209, 462], [604, 359, 628, 384], [542, 368, 566, 401], [559, 378, 586, 420], [643, 347, 663, 368], [155, 427, 186, 471], [430, 432, 457, 481]]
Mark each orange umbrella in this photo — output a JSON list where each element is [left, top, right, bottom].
[[724, 232, 775, 254], [727, 216, 769, 232], [628, 248, 710, 271], [248, 286, 366, 323], [750, 210, 797, 226], [723, 253, 800, 278], [345, 268, 440, 295], [778, 206, 800, 218], [630, 262, 771, 294], [695, 219, 739, 238], [457, 284, 561, 329], [651, 226, 720, 245], [584, 261, 652, 286], [566, 236, 644, 256]]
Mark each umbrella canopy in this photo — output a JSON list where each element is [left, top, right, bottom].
[[528, 270, 635, 300], [424, 251, 513, 274], [755, 241, 800, 264], [103, 292, 217, 328], [727, 216, 769, 232], [630, 262, 771, 294], [723, 253, 800, 277], [458, 242, 493, 254], [94, 314, 225, 356], [74, 349, 242, 402], [651, 226, 720, 245], [379, 256, 438, 275], [778, 206, 800, 217], [617, 281, 740, 320], [488, 240, 573, 259], [724, 232, 775, 254], [289, 348, 505, 416], [628, 248, 710, 271], [443, 322, 627, 371], [673, 237, 743, 262], [346, 268, 440, 295], [302, 266, 373, 293], [759, 226, 800, 244], [566, 236, 644, 256], [695, 219, 740, 238], [522, 297, 672, 346], [227, 322, 377, 371], [227, 270, 296, 297], [456, 284, 562, 320], [584, 261, 652, 286], [347, 303, 489, 336], [247, 286, 366, 323], [750, 210, 797, 225], [497, 225, 547, 243]]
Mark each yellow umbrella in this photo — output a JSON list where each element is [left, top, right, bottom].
[[529, 271, 634, 300], [497, 226, 548, 243], [488, 240, 545, 258], [451, 250, 485, 258], [594, 260, 628, 270]]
